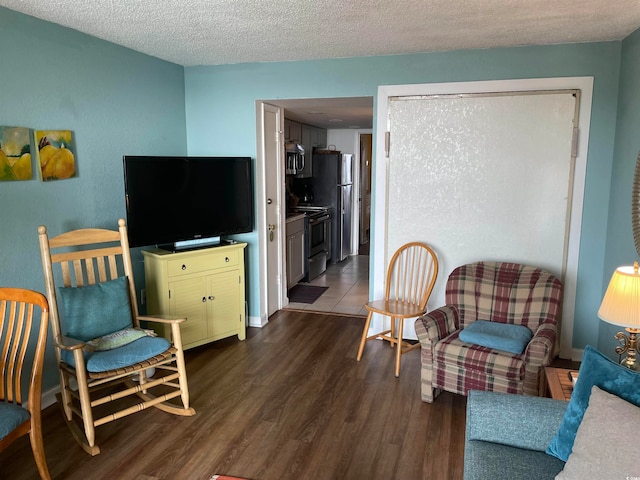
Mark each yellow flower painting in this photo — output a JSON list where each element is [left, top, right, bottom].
[[34, 129, 77, 181], [0, 126, 32, 181]]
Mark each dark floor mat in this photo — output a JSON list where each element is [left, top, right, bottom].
[[288, 285, 329, 304]]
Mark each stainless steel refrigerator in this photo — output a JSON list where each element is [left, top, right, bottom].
[[312, 151, 353, 263]]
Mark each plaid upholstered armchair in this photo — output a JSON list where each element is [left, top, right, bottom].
[[415, 262, 563, 403]]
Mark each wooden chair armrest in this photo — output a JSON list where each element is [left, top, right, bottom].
[[137, 314, 187, 324], [54, 335, 86, 350]]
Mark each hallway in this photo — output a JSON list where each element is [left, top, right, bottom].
[[286, 255, 369, 316]]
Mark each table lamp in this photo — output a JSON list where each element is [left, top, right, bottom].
[[597, 261, 640, 370]]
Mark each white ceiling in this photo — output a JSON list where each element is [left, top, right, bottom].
[[3, 0, 640, 129]]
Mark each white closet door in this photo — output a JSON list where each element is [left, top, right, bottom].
[[386, 92, 576, 329]]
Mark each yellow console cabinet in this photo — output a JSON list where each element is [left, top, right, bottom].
[[142, 243, 246, 350]]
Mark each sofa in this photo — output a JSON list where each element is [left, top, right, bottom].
[[464, 346, 640, 480]]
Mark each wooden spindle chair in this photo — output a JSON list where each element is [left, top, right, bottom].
[[0, 288, 51, 479], [356, 242, 438, 377]]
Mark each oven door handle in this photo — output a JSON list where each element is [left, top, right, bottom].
[[309, 214, 330, 224]]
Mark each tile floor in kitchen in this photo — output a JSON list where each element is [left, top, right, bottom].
[[286, 254, 370, 316]]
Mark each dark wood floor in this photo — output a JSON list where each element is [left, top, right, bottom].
[[3, 310, 467, 480]]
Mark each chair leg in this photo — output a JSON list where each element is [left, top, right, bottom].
[[395, 318, 404, 377], [72, 351, 98, 454], [390, 316, 396, 348], [356, 311, 374, 361], [171, 323, 191, 409], [29, 423, 51, 480]]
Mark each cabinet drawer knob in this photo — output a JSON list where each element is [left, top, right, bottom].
[[208, 295, 215, 301], [202, 297, 207, 302], [225, 257, 229, 262], [182, 264, 187, 270]]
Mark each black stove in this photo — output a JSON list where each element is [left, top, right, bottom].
[[288, 205, 332, 281]]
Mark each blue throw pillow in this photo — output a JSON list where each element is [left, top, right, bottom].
[[546, 345, 640, 462], [58, 276, 134, 342], [458, 320, 533, 354]]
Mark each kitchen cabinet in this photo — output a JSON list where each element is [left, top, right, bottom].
[[311, 124, 328, 149], [302, 123, 327, 151], [285, 119, 302, 143], [286, 214, 306, 288], [297, 124, 328, 178], [142, 243, 246, 350]]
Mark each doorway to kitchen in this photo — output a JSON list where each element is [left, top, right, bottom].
[[286, 254, 369, 316], [256, 97, 373, 321]]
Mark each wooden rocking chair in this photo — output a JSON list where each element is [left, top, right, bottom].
[[38, 219, 195, 455]]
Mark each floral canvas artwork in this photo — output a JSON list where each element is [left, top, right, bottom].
[[34, 130, 77, 181], [0, 126, 32, 181]]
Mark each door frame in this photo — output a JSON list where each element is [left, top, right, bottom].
[[374, 77, 593, 359], [359, 132, 373, 247]]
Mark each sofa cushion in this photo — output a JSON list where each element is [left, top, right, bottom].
[[555, 386, 640, 479], [466, 390, 568, 451], [459, 320, 533, 354], [546, 345, 640, 462], [464, 440, 565, 480]]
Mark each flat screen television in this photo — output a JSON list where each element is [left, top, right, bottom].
[[123, 156, 254, 250]]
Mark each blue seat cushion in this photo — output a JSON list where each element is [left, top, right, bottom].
[[62, 336, 171, 373], [546, 345, 640, 462], [57, 276, 133, 342], [459, 320, 533, 354], [0, 403, 30, 440]]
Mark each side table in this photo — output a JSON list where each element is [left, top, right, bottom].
[[543, 366, 576, 401]]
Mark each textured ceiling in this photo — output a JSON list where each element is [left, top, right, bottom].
[[2, 0, 639, 67], [2, 0, 639, 129]]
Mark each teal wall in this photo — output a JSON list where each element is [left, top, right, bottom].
[[184, 42, 622, 353], [0, 8, 187, 390], [599, 28, 640, 353]]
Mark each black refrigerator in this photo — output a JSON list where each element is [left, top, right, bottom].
[[312, 150, 353, 263]]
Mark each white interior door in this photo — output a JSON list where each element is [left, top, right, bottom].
[[373, 78, 594, 358], [257, 102, 285, 321]]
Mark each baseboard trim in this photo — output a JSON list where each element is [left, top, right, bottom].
[[571, 348, 584, 362], [248, 314, 267, 328], [41, 384, 59, 410]]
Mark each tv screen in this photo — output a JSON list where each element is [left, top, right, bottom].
[[123, 156, 254, 249]]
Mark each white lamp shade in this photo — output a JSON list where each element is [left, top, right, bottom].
[[598, 263, 640, 328]]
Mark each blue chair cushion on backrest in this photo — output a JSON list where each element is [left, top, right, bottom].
[[58, 276, 133, 342], [61, 336, 171, 373], [0, 403, 30, 440]]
